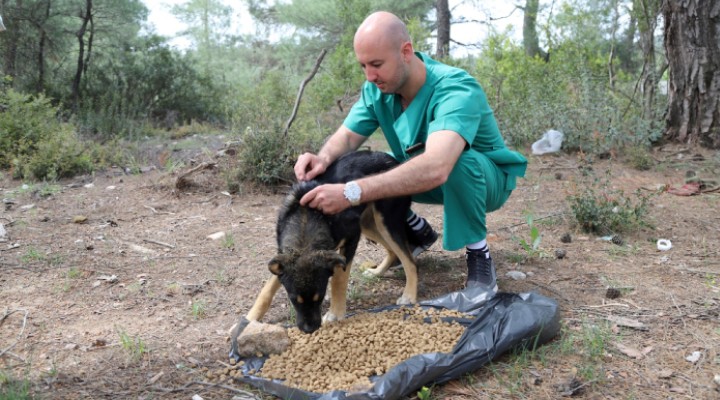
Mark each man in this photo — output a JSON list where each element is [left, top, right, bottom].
[[294, 11, 527, 298]]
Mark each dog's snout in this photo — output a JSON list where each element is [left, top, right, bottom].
[[299, 320, 320, 333]]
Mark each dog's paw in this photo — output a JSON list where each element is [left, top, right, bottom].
[[322, 311, 344, 323], [228, 316, 251, 362], [396, 295, 416, 305], [362, 268, 383, 277]]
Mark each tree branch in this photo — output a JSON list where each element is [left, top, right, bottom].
[[284, 49, 327, 137]]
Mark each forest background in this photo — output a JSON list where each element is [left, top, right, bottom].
[[0, 0, 718, 184]]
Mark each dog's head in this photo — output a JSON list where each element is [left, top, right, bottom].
[[268, 250, 346, 333]]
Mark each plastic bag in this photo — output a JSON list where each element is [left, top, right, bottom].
[[531, 130, 564, 155], [232, 289, 561, 400]]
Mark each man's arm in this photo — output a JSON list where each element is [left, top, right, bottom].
[[294, 125, 368, 181], [357, 130, 465, 200], [300, 130, 466, 213]]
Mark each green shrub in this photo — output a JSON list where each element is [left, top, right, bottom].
[[18, 127, 94, 180], [567, 169, 655, 235], [235, 127, 297, 186], [471, 34, 664, 153], [624, 145, 654, 171], [0, 88, 94, 180]]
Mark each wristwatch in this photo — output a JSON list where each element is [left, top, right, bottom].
[[343, 181, 362, 206]]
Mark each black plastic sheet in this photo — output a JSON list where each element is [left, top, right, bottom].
[[233, 289, 561, 400]]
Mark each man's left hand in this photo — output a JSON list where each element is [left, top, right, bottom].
[[299, 184, 351, 215]]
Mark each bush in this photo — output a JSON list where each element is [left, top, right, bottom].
[[234, 127, 297, 186], [567, 168, 655, 235], [0, 88, 94, 180], [470, 34, 664, 153]]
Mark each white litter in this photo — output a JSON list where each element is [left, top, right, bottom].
[[531, 130, 564, 155], [656, 239, 672, 251]]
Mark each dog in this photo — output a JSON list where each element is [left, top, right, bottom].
[[230, 151, 419, 358]]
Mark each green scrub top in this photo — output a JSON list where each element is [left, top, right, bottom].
[[343, 52, 527, 190]]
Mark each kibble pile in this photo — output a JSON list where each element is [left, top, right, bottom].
[[258, 305, 470, 393]]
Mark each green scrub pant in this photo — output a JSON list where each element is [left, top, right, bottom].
[[411, 150, 512, 251]]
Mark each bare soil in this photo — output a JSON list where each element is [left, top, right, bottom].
[[1, 141, 718, 400]]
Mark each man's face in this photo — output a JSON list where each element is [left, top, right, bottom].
[[354, 39, 410, 94]]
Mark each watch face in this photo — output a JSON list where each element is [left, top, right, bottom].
[[344, 182, 361, 204]]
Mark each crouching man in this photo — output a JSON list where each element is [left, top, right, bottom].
[[295, 11, 527, 300]]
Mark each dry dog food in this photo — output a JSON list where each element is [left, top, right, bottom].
[[257, 306, 470, 393]]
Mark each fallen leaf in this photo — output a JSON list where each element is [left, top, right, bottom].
[[73, 215, 88, 224], [615, 343, 652, 359], [657, 369, 674, 379], [148, 371, 164, 384]]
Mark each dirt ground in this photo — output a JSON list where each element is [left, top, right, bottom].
[[1, 140, 719, 400]]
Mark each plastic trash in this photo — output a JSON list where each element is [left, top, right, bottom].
[[231, 289, 561, 400], [657, 239, 672, 251], [0, 15, 5, 32], [531, 130, 564, 155]]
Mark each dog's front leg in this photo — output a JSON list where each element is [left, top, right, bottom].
[[246, 275, 281, 321], [229, 276, 281, 361], [323, 264, 352, 322]]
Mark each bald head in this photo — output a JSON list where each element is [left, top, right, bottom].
[[354, 11, 411, 51]]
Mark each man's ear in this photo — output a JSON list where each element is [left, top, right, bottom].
[[321, 251, 347, 273], [268, 254, 291, 276], [400, 40, 414, 61]]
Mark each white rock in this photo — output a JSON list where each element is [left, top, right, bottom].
[[685, 351, 702, 363], [505, 271, 527, 280], [84, 183, 95, 188], [207, 231, 226, 240], [0, 224, 6, 241], [234, 321, 290, 357]]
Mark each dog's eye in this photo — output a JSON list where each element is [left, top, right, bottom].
[[296, 295, 304, 304], [312, 293, 320, 302]]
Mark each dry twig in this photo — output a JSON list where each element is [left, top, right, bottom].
[[152, 380, 259, 398], [143, 238, 176, 249], [0, 308, 29, 359], [284, 49, 328, 136]]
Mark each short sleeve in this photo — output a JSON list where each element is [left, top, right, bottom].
[[343, 84, 380, 137], [427, 73, 484, 145]]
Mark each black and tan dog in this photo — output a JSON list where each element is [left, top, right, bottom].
[[230, 151, 419, 358]]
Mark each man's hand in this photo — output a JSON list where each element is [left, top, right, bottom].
[[299, 183, 351, 215], [294, 152, 328, 182]]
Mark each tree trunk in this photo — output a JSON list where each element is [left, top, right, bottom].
[[523, 0, 548, 60], [637, 0, 661, 125], [435, 0, 450, 59], [2, 0, 23, 80], [662, 0, 720, 148], [618, 9, 637, 72], [36, 0, 50, 93], [72, 0, 92, 112]]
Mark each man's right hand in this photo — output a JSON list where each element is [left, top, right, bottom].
[[294, 152, 327, 181]]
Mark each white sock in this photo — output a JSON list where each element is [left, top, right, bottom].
[[407, 212, 426, 232], [466, 239, 490, 259]]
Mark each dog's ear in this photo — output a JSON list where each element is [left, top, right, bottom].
[[268, 254, 290, 276], [321, 251, 347, 272]]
